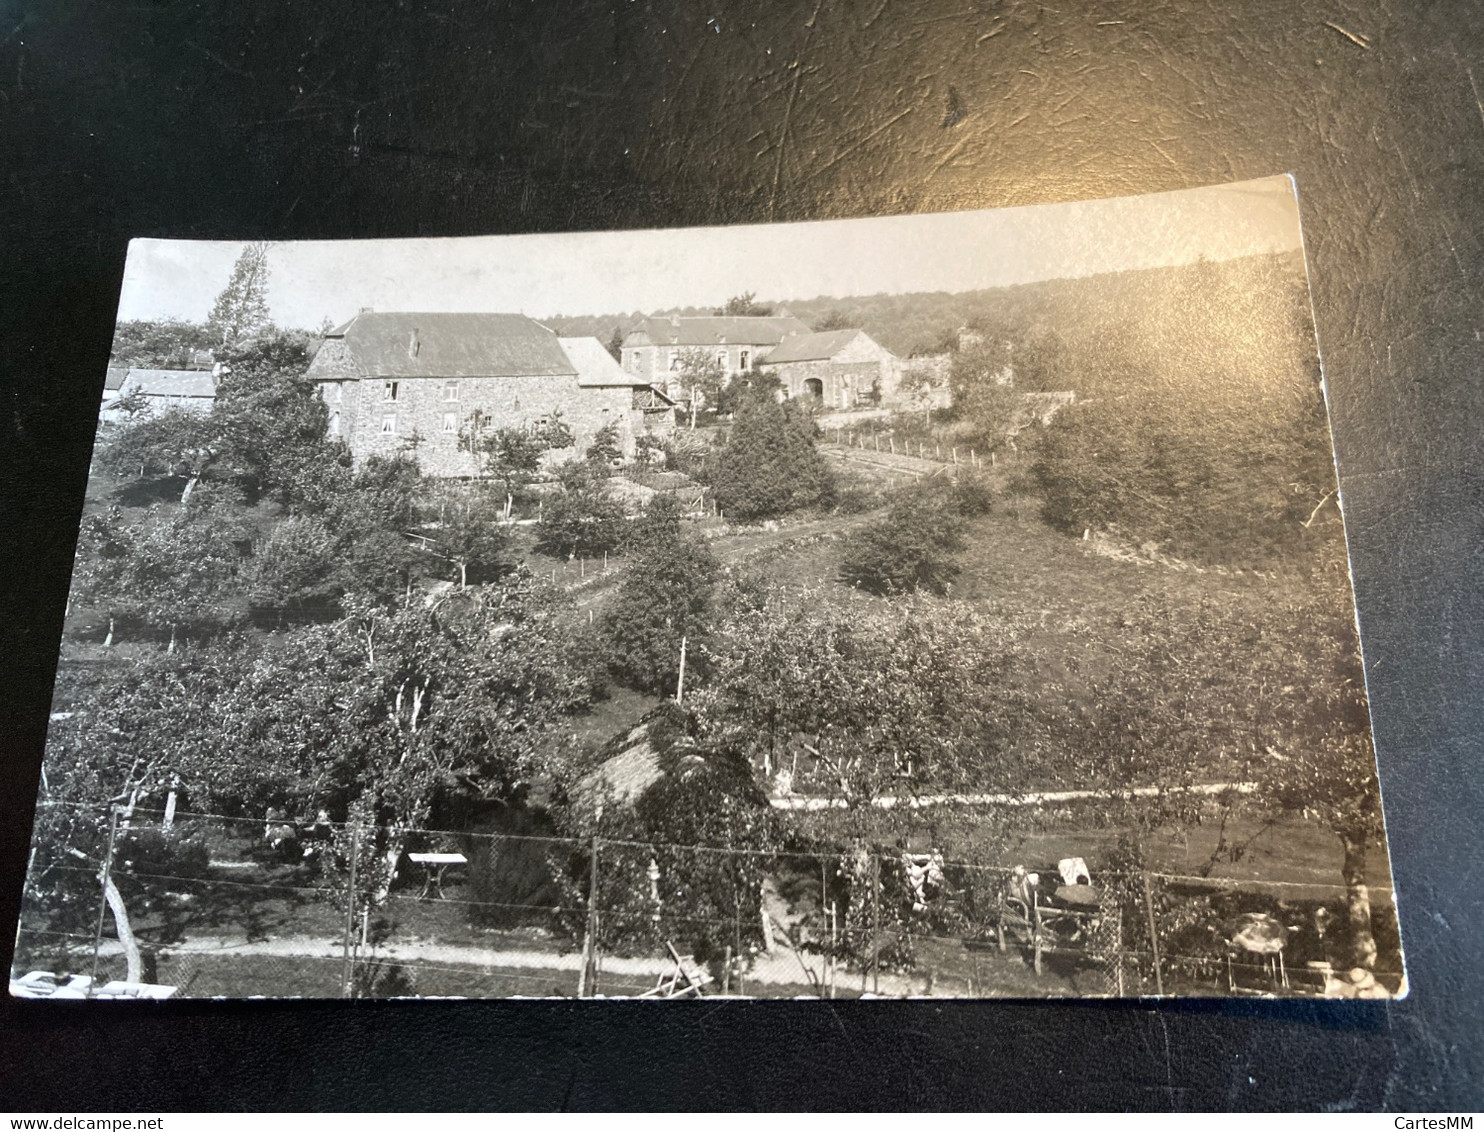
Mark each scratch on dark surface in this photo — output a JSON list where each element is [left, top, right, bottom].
[[185, 40, 251, 78], [1395, 146, 1422, 202], [863, 0, 891, 28], [923, 135, 970, 182], [813, 106, 913, 173], [1467, 66, 1484, 131], [1149, 139, 1181, 170], [767, 0, 823, 216], [769, 62, 806, 217], [976, 26, 1004, 44], [1324, 21, 1372, 50], [1156, 1013, 1177, 1109], [1439, 221, 1474, 297]]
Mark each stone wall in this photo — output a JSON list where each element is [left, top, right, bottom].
[[320, 375, 667, 478]]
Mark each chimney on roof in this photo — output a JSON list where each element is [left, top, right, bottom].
[[359, 306, 373, 314], [409, 328, 420, 358]]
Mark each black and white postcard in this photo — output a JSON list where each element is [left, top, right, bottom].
[[11, 175, 1404, 1000]]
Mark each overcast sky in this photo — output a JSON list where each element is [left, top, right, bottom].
[[117, 175, 1304, 329]]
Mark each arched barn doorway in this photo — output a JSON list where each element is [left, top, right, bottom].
[[803, 377, 824, 400]]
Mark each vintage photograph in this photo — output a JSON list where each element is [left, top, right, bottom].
[[10, 176, 1403, 1000]]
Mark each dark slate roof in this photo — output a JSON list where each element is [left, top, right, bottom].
[[626, 315, 812, 348], [315, 312, 577, 378], [758, 328, 867, 364]]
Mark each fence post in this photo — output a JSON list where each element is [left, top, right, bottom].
[[577, 831, 601, 997], [871, 852, 881, 995], [1142, 871, 1165, 996], [342, 823, 359, 998], [89, 805, 122, 991]]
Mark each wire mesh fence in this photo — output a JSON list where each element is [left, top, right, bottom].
[[10, 801, 1403, 1000]]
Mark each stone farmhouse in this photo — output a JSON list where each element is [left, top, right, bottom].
[[306, 311, 676, 478], [619, 314, 811, 398], [756, 328, 902, 410]]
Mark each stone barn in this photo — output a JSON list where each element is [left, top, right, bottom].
[[756, 329, 901, 410], [306, 311, 675, 478]]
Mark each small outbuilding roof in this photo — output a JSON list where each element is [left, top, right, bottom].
[[573, 724, 665, 808], [624, 315, 812, 348], [315, 312, 577, 379], [123, 369, 217, 399], [758, 328, 867, 365], [103, 366, 131, 392], [559, 336, 642, 387]]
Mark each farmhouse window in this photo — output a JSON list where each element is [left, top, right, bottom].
[[739, 349, 750, 369], [380, 415, 396, 435], [383, 381, 399, 402], [443, 381, 459, 401], [442, 412, 457, 433]]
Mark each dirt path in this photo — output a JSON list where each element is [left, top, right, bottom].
[[90, 931, 933, 997]]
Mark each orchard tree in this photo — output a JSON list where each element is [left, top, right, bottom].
[[23, 644, 255, 980], [709, 391, 835, 520], [601, 525, 719, 695], [426, 484, 510, 589], [461, 415, 574, 515], [1058, 574, 1390, 970], [96, 330, 336, 507], [227, 577, 599, 902], [535, 461, 626, 560], [672, 348, 725, 428], [72, 502, 244, 649], [246, 515, 341, 622], [691, 593, 1030, 808], [98, 408, 216, 489], [208, 242, 272, 346]]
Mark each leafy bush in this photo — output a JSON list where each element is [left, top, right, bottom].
[[946, 471, 994, 517], [840, 493, 966, 596], [248, 515, 340, 621]]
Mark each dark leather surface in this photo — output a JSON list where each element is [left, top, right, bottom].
[[1, 0, 1480, 1111]]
